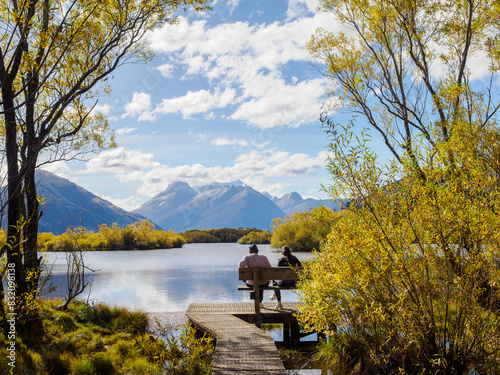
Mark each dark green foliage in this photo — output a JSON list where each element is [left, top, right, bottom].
[[181, 227, 265, 243], [121, 228, 135, 250], [181, 230, 220, 243], [90, 353, 114, 375]]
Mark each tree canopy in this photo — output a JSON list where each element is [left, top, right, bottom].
[[0, 0, 209, 330], [298, 0, 500, 372], [270, 207, 339, 252]]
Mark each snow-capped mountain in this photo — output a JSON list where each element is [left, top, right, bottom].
[[134, 182, 285, 232]]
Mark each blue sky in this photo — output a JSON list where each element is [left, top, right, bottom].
[[46, 0, 339, 211]]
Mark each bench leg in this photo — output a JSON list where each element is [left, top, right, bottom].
[[253, 269, 261, 315], [283, 323, 291, 347], [291, 323, 300, 348]]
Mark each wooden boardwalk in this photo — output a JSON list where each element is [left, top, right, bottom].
[[186, 302, 302, 375]]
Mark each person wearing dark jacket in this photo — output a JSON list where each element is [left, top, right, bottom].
[[271, 246, 301, 310]]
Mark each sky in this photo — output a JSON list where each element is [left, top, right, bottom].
[[44, 0, 339, 211]]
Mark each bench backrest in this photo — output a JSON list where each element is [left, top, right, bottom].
[[238, 267, 300, 281]]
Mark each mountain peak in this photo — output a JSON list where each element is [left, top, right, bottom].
[[135, 180, 284, 232], [199, 180, 244, 190], [165, 181, 193, 192], [280, 192, 302, 201], [136, 181, 197, 216]]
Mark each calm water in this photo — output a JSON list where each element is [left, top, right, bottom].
[[42, 243, 322, 374], [41, 243, 314, 312]]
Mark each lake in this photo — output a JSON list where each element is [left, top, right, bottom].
[[42, 243, 322, 375], [41, 243, 314, 312]]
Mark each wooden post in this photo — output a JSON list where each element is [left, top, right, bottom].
[[291, 323, 300, 347], [283, 323, 290, 347], [253, 268, 260, 316]]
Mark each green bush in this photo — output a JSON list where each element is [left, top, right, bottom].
[[0, 299, 213, 374]]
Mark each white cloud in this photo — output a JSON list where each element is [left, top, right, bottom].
[[212, 0, 241, 21], [230, 77, 326, 128], [240, 176, 289, 198], [154, 88, 237, 119], [86, 147, 158, 182], [116, 127, 137, 135], [92, 103, 112, 115], [136, 149, 328, 197], [123, 92, 152, 118], [38, 161, 72, 178], [82, 143, 329, 202], [102, 195, 144, 211], [145, 12, 335, 128], [156, 63, 174, 78], [286, 0, 319, 20], [151, 17, 315, 79], [197, 133, 208, 142], [211, 137, 249, 147]]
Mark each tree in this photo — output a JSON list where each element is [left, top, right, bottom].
[[0, 0, 210, 328], [270, 207, 338, 252], [298, 0, 500, 372], [237, 230, 272, 245]]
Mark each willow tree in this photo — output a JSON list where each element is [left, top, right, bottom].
[[0, 0, 209, 327], [298, 0, 500, 372]]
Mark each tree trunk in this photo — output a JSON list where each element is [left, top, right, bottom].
[[23, 161, 41, 295]]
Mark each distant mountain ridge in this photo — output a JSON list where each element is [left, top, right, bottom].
[[133, 182, 285, 232], [134, 181, 343, 232], [2, 171, 343, 234], [34, 171, 148, 234], [273, 192, 324, 215]]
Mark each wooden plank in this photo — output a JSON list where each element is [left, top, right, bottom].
[[238, 267, 301, 281], [186, 303, 290, 375], [238, 267, 301, 315], [186, 302, 301, 315], [237, 285, 293, 290]]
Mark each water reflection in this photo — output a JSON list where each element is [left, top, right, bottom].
[[42, 243, 314, 312]]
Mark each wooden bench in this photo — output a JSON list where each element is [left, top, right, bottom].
[[238, 267, 301, 314]]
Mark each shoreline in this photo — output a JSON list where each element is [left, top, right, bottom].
[[148, 311, 188, 331]]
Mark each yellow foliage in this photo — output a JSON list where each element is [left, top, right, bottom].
[[270, 207, 339, 251], [38, 220, 186, 251], [299, 122, 500, 372], [301, 0, 500, 370]]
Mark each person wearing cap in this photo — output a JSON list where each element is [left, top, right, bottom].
[[269, 246, 302, 310], [238, 244, 272, 306]]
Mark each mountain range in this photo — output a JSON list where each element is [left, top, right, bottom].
[[3, 171, 341, 234], [133, 181, 285, 232], [133, 180, 342, 232]]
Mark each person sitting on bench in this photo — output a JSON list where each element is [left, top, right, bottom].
[[270, 246, 302, 310], [238, 244, 272, 307]]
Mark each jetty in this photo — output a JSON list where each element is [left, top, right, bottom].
[[186, 302, 305, 375]]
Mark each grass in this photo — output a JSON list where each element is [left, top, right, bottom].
[[0, 299, 214, 374]]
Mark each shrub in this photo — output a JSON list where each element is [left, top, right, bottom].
[[271, 206, 339, 251], [237, 230, 272, 244]]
